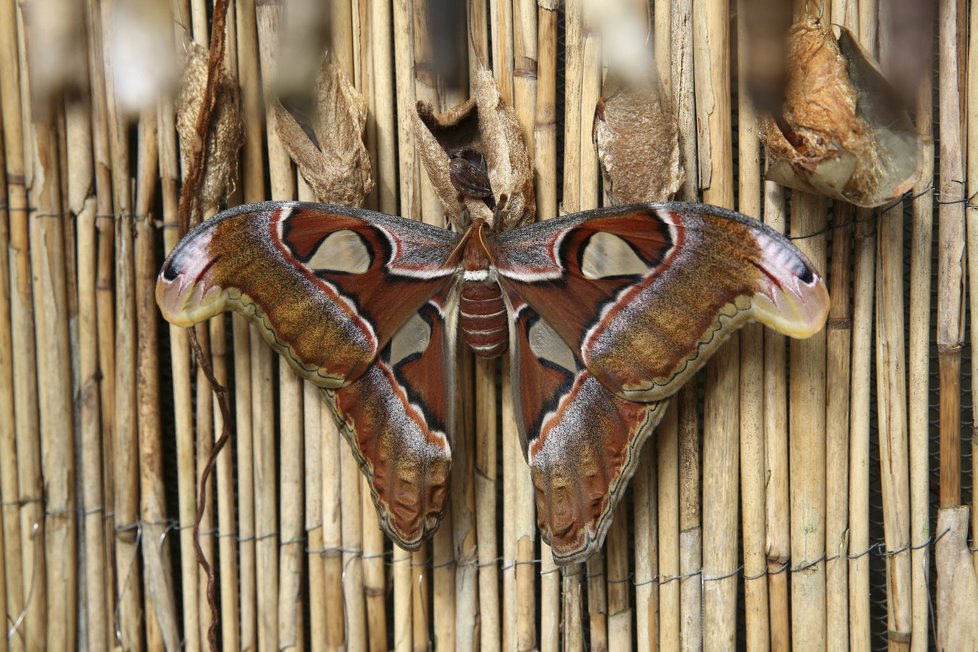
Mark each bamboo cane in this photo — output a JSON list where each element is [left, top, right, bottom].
[[265, 77, 304, 652], [824, 5, 857, 650], [635, 424, 662, 652], [133, 108, 180, 651], [86, 0, 117, 631], [511, 4, 538, 649], [677, 383, 701, 652], [279, 354, 305, 651], [694, 0, 739, 647], [412, 543, 430, 652], [937, 0, 966, 511], [788, 187, 828, 651], [874, 5, 914, 648], [253, 6, 289, 648], [562, 565, 585, 651], [474, 355, 499, 652], [908, 73, 934, 652], [846, 5, 876, 649], [101, 3, 142, 640], [0, 112, 19, 650], [607, 499, 633, 651], [321, 398, 346, 651], [0, 1, 46, 646], [352, 10, 386, 637], [535, 9, 560, 650], [391, 2, 419, 646], [736, 5, 770, 646], [657, 403, 680, 652], [965, 0, 978, 581], [848, 231, 875, 646], [158, 38, 201, 652], [561, 0, 582, 214], [233, 0, 265, 645], [305, 378, 326, 652]]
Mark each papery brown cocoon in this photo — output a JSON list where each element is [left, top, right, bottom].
[[594, 74, 683, 205], [761, 17, 921, 208], [176, 43, 243, 209], [274, 59, 374, 207], [415, 70, 535, 231]]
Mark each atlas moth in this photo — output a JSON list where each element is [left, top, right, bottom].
[[157, 196, 828, 563]]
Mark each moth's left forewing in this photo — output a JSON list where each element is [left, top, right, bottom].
[[494, 203, 829, 403], [324, 286, 459, 550], [506, 297, 666, 564]]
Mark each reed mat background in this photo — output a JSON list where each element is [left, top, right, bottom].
[[0, 0, 974, 650]]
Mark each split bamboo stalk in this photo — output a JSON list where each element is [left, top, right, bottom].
[[254, 6, 285, 648], [330, 7, 369, 648], [450, 345, 477, 652], [304, 375, 326, 652], [159, 38, 201, 652], [133, 109, 180, 651], [960, 0, 978, 580], [875, 6, 913, 648], [0, 1, 46, 646], [561, 0, 582, 213], [392, 1, 419, 648], [0, 103, 23, 652], [635, 422, 662, 652], [670, 0, 700, 648], [788, 187, 829, 651], [607, 502, 633, 651], [210, 11, 242, 649], [412, 543, 430, 651], [279, 350, 305, 651], [28, 85, 77, 652], [102, 5, 143, 642], [937, 0, 966, 511], [468, 0, 489, 75], [909, 74, 934, 652], [413, 0, 446, 233], [579, 11, 608, 651], [562, 566, 585, 652], [263, 66, 304, 652], [677, 383, 701, 652], [656, 404, 680, 652], [234, 0, 265, 645], [474, 355, 499, 652], [694, 0, 739, 647], [736, 5, 770, 646], [762, 180, 789, 651], [824, 5, 856, 650], [535, 9, 560, 650], [847, 3, 875, 647], [321, 398, 346, 651], [87, 0, 116, 636], [353, 0, 397, 651], [433, 490, 456, 652]]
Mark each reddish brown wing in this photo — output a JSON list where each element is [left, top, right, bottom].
[[507, 296, 666, 563], [324, 289, 458, 549], [157, 201, 462, 387], [492, 202, 829, 402]]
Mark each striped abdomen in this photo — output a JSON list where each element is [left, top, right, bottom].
[[460, 271, 508, 358]]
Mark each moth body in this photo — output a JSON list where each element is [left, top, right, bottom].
[[459, 223, 508, 357]]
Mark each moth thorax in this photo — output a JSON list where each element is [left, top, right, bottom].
[[459, 275, 508, 358]]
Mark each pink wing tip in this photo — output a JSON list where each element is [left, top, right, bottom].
[[156, 237, 227, 327]]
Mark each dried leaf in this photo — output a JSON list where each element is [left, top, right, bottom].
[[594, 74, 683, 205], [176, 43, 243, 209], [415, 70, 535, 230], [760, 17, 921, 208], [274, 59, 374, 207]]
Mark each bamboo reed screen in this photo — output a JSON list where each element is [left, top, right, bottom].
[[0, 0, 975, 650]]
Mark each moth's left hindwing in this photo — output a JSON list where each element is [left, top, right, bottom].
[[324, 288, 458, 549], [157, 202, 462, 388]]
